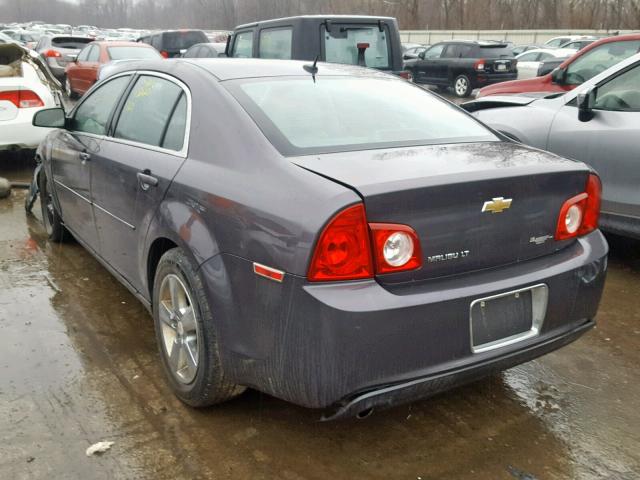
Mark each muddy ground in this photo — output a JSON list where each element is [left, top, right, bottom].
[[0, 157, 638, 480]]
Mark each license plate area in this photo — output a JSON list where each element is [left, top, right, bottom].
[[470, 284, 548, 354], [496, 63, 507, 71]]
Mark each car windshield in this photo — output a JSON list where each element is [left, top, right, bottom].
[[566, 40, 640, 85], [227, 76, 497, 155], [323, 25, 390, 69], [51, 37, 92, 49], [107, 46, 161, 60], [479, 46, 513, 58], [163, 31, 207, 50]]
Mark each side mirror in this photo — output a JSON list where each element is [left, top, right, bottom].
[[32, 108, 65, 128], [577, 88, 596, 122], [551, 67, 566, 84]]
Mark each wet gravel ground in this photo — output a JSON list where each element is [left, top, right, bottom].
[[1, 156, 639, 480]]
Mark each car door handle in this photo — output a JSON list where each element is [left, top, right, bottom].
[[137, 171, 158, 190], [79, 152, 91, 162]]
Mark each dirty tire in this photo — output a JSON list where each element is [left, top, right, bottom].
[[38, 171, 67, 242], [453, 74, 473, 98], [153, 248, 245, 407]]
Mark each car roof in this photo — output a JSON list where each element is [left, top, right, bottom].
[[94, 40, 153, 47], [110, 58, 393, 82], [517, 48, 570, 57], [235, 14, 395, 30]]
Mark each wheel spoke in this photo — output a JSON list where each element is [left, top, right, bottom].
[[180, 306, 196, 333], [168, 339, 182, 373], [182, 339, 198, 377], [159, 300, 175, 327]]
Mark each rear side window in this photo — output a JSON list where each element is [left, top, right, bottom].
[[228, 77, 497, 155], [161, 94, 188, 151], [76, 45, 91, 61], [441, 44, 458, 58], [259, 28, 292, 59], [72, 75, 131, 135], [323, 24, 390, 69], [232, 31, 253, 58], [114, 75, 185, 149]]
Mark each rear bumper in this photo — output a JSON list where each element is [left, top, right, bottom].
[[323, 318, 593, 420], [201, 230, 608, 413], [0, 110, 52, 150], [475, 72, 518, 86]]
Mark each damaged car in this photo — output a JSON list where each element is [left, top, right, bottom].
[[0, 42, 62, 151], [32, 58, 607, 419]]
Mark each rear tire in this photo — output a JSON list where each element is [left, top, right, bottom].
[[153, 248, 245, 407], [453, 74, 473, 98], [38, 171, 67, 242]]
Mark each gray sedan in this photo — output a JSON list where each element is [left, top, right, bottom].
[[32, 59, 607, 419], [466, 53, 640, 239]]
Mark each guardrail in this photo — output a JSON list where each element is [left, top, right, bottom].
[[400, 29, 636, 45]]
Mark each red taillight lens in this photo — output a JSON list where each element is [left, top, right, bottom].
[[555, 174, 601, 240], [474, 58, 486, 71], [307, 204, 374, 282], [160, 50, 169, 58], [44, 49, 61, 58], [0, 90, 44, 108], [369, 223, 422, 274]]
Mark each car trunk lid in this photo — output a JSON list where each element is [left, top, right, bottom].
[[293, 142, 590, 283]]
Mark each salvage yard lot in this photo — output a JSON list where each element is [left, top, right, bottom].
[[1, 159, 639, 479]]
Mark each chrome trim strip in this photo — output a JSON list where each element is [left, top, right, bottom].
[[54, 179, 135, 230], [53, 179, 91, 204], [93, 202, 136, 230], [469, 284, 548, 354]]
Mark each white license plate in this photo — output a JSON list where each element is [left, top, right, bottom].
[[496, 64, 507, 71]]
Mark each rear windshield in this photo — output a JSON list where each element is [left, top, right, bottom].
[[227, 76, 497, 155], [323, 25, 390, 69], [107, 46, 161, 60], [479, 46, 514, 58], [51, 37, 92, 49], [162, 31, 208, 50]]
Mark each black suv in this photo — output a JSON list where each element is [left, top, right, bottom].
[[406, 40, 517, 97], [226, 15, 408, 78], [138, 30, 208, 58]]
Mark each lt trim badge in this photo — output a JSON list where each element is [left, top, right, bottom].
[[482, 197, 512, 214]]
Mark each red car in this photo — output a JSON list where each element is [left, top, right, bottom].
[[64, 41, 161, 98], [477, 34, 640, 97]]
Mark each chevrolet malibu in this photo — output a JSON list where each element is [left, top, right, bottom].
[[32, 59, 608, 420]]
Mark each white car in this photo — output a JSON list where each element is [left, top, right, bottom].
[[0, 43, 62, 150], [515, 48, 574, 79], [544, 35, 593, 48]]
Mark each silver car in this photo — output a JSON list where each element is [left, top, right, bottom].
[[464, 53, 640, 239]]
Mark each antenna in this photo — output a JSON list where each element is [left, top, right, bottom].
[[303, 55, 319, 82]]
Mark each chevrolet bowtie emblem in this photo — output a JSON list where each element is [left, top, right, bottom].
[[482, 197, 512, 214]]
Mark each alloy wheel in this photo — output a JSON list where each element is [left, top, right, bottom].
[[455, 77, 468, 96], [158, 273, 200, 384]]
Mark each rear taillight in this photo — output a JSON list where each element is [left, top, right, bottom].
[[308, 204, 374, 282], [160, 50, 169, 58], [555, 174, 601, 240], [398, 70, 413, 81], [0, 90, 44, 108], [308, 204, 423, 281], [369, 224, 422, 274], [44, 49, 61, 58], [474, 58, 486, 71]]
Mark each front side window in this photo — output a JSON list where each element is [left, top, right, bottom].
[[114, 75, 185, 149], [71, 75, 131, 135], [423, 44, 444, 59], [566, 40, 640, 85], [441, 44, 458, 58], [259, 28, 292, 60], [323, 24, 390, 69], [232, 31, 253, 58], [227, 76, 497, 155], [594, 64, 640, 111]]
